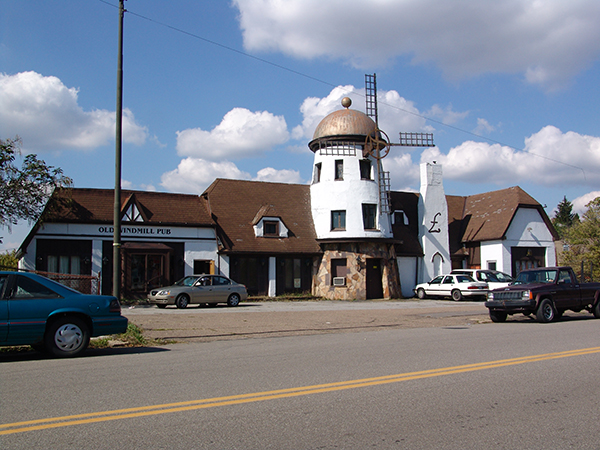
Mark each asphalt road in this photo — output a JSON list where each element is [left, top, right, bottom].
[[2, 301, 600, 449]]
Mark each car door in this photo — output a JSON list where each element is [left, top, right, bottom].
[[6, 274, 63, 345], [426, 276, 445, 297], [190, 276, 212, 304], [440, 276, 455, 297], [553, 269, 580, 309], [210, 276, 232, 302]]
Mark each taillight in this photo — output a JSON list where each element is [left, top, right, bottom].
[[109, 299, 122, 313]]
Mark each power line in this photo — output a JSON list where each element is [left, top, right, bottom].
[[97, 0, 587, 181]]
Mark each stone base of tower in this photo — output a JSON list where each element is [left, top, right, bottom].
[[313, 242, 402, 300]]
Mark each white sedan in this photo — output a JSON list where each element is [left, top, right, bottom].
[[414, 274, 488, 301]]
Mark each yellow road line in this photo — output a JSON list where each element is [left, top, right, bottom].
[[2, 346, 600, 435]]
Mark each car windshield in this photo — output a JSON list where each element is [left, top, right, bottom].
[[513, 269, 558, 285], [173, 276, 199, 287], [494, 272, 513, 282]]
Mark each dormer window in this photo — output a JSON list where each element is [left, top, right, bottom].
[[392, 210, 409, 226], [123, 203, 144, 222], [254, 217, 288, 238]]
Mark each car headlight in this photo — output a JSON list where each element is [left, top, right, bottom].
[[522, 290, 532, 300], [158, 290, 170, 296], [487, 292, 494, 300]]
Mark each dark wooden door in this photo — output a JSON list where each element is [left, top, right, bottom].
[[366, 258, 383, 299]]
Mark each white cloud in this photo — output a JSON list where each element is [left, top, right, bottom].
[[0, 71, 147, 151], [292, 85, 433, 141], [161, 158, 251, 194], [572, 191, 600, 215], [473, 118, 496, 135], [426, 104, 469, 126], [161, 158, 302, 194], [254, 167, 303, 184], [384, 152, 420, 190], [176, 108, 289, 160], [233, 0, 600, 90], [419, 126, 600, 187]]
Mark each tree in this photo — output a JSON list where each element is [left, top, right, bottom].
[[552, 196, 579, 239], [560, 197, 600, 282], [0, 250, 18, 270], [0, 136, 72, 238]]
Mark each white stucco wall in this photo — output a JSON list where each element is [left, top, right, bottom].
[[480, 240, 511, 273], [20, 222, 220, 278], [504, 207, 556, 266], [418, 163, 451, 283], [310, 148, 392, 240], [479, 207, 556, 274], [397, 256, 419, 298]]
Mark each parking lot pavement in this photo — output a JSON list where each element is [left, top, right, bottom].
[[123, 299, 491, 343]]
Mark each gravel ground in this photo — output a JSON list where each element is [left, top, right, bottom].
[[122, 299, 494, 344]]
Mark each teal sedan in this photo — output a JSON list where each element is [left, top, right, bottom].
[[0, 271, 128, 357]]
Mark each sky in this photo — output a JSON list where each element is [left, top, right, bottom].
[[1, 0, 600, 252]]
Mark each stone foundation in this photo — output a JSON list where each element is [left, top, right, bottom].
[[313, 242, 402, 300]]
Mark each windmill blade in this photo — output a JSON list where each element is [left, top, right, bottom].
[[397, 132, 435, 147], [365, 74, 378, 126]]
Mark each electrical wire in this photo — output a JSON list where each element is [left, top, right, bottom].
[[97, 0, 587, 181]]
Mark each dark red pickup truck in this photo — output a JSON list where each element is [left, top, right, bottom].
[[484, 266, 600, 323]]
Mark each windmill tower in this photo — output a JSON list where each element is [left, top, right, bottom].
[[363, 74, 449, 282]]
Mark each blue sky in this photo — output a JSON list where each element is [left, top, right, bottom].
[[2, 0, 600, 251]]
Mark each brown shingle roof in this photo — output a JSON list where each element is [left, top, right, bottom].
[[41, 188, 213, 226], [203, 179, 321, 255], [460, 186, 558, 242]]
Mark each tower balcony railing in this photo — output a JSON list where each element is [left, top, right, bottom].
[[313, 140, 359, 156]]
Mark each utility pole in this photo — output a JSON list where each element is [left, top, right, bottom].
[[113, 0, 125, 299]]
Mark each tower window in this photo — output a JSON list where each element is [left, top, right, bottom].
[[360, 160, 372, 180], [362, 204, 377, 230], [335, 160, 343, 180], [331, 210, 346, 230], [313, 163, 321, 183]]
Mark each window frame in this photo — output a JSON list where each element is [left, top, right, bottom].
[[334, 159, 344, 180], [362, 203, 377, 230], [331, 210, 346, 231], [263, 220, 279, 237], [359, 159, 372, 180]]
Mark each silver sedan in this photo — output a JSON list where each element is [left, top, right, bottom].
[[148, 275, 248, 309]]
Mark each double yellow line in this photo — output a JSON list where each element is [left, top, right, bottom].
[[3, 346, 600, 435]]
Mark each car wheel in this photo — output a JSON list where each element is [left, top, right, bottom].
[[489, 310, 507, 323], [227, 293, 241, 307], [593, 301, 600, 319], [416, 288, 426, 300], [156, 304, 167, 309], [536, 298, 556, 323], [451, 289, 463, 302], [175, 294, 189, 309], [45, 316, 90, 358]]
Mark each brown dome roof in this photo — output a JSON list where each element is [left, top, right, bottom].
[[312, 108, 378, 140]]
